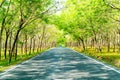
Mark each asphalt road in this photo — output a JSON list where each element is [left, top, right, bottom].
[[0, 47, 120, 80]]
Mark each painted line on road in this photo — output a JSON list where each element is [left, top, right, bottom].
[[72, 49, 120, 74]]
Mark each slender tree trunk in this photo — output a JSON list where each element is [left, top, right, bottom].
[[9, 28, 21, 63], [98, 34, 102, 52], [91, 38, 95, 48], [21, 43, 23, 55], [113, 43, 116, 52], [33, 37, 35, 53], [0, 18, 5, 60], [113, 32, 116, 52], [82, 40, 86, 50], [15, 42, 18, 60], [38, 36, 41, 51], [0, 27, 4, 60], [79, 37, 86, 50], [91, 25, 98, 51], [29, 37, 33, 54], [40, 26, 46, 51], [9, 32, 12, 58], [107, 41, 110, 52], [4, 32, 9, 59], [107, 33, 110, 52], [25, 34, 27, 54], [77, 42, 79, 47], [37, 37, 40, 52]]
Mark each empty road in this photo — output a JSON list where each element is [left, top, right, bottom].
[[0, 47, 120, 80]]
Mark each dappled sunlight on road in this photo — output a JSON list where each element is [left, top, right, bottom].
[[0, 47, 120, 80]]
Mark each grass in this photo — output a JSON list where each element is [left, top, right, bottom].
[[73, 47, 120, 68], [0, 49, 47, 72]]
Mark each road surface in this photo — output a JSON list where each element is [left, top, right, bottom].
[[0, 47, 120, 80]]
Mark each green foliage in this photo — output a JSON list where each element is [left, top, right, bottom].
[[51, 0, 111, 43]]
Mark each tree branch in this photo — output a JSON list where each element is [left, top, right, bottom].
[[103, 0, 120, 11], [0, 0, 5, 8], [110, 16, 120, 22], [40, 5, 55, 15], [21, 5, 56, 29]]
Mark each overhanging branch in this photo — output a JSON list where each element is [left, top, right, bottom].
[[0, 0, 5, 8], [103, 0, 120, 11], [110, 16, 120, 22]]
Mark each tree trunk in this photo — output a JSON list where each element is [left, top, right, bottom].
[[107, 40, 110, 52], [21, 43, 23, 55], [9, 28, 21, 63], [0, 19, 5, 60], [25, 34, 28, 54], [107, 34, 110, 52], [37, 36, 40, 52], [33, 37, 35, 53], [40, 26, 46, 51], [29, 37, 33, 54], [91, 38, 95, 48], [113, 43, 116, 52], [15, 42, 18, 60], [79, 37, 86, 50], [82, 40, 86, 50], [9, 11, 24, 63], [98, 35, 102, 52], [9, 32, 12, 58], [4, 32, 9, 59]]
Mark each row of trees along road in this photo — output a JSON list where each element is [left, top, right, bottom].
[[51, 0, 120, 53], [0, 0, 62, 63]]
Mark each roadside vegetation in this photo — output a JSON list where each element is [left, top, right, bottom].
[[0, 50, 45, 72], [73, 47, 120, 68]]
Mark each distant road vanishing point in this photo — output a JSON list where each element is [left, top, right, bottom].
[[0, 47, 120, 80]]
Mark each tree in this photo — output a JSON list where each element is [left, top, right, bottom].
[[8, 0, 54, 63]]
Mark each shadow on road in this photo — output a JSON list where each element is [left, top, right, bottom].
[[0, 47, 120, 80]]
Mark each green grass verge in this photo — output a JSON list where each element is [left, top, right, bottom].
[[0, 50, 46, 72], [73, 47, 120, 69]]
